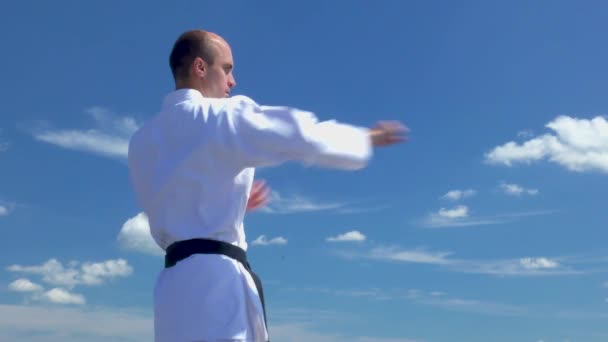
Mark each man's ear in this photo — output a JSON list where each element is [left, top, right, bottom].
[[193, 57, 207, 77]]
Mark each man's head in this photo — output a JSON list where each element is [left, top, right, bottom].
[[169, 30, 236, 98]]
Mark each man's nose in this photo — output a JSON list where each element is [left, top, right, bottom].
[[228, 74, 236, 88]]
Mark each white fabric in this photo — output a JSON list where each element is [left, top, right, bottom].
[[127, 89, 372, 342]]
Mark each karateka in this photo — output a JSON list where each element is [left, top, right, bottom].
[[127, 29, 408, 342]]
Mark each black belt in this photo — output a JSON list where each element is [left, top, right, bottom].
[[164, 238, 269, 340]]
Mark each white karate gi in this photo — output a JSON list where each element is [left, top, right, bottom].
[[127, 89, 372, 342]]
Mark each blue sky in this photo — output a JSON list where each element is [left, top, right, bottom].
[[1, 1, 608, 341]]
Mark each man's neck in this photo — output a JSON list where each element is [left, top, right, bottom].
[[175, 80, 207, 97]]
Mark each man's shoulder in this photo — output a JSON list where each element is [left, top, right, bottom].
[[201, 95, 260, 117], [225, 95, 259, 108]]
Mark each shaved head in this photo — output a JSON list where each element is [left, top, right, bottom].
[[169, 30, 225, 81], [168, 30, 236, 98]]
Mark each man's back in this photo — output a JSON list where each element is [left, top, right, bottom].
[[127, 87, 399, 342], [129, 88, 376, 252], [128, 89, 256, 251]]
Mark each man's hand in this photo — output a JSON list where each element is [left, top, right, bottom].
[[369, 121, 409, 147], [247, 179, 271, 212]]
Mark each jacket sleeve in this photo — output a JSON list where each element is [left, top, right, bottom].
[[217, 95, 373, 170]]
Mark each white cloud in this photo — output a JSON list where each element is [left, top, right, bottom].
[[252, 235, 288, 246], [485, 115, 608, 173], [420, 209, 553, 228], [31, 107, 139, 159], [455, 257, 571, 276], [441, 189, 476, 201], [423, 205, 476, 227], [0, 205, 8, 216], [438, 205, 468, 218], [326, 230, 366, 242], [260, 191, 384, 215], [7, 258, 132, 289], [500, 182, 539, 196], [117, 212, 163, 255], [78, 259, 133, 285], [39, 288, 85, 305], [8, 278, 43, 292], [520, 257, 559, 269]]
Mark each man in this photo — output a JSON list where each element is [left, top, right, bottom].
[[127, 29, 408, 342]]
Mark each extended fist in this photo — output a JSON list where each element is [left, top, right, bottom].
[[369, 121, 409, 147]]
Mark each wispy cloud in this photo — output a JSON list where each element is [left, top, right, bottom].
[[341, 245, 586, 277], [326, 230, 366, 243], [288, 287, 393, 301], [420, 209, 553, 228], [420, 295, 528, 317], [441, 189, 476, 201], [0, 205, 9, 216], [485, 115, 608, 173], [260, 191, 346, 214], [7, 258, 132, 289], [261, 191, 387, 215], [499, 182, 539, 196], [30, 107, 139, 159], [423, 205, 498, 228], [454, 257, 574, 276], [368, 246, 452, 265], [117, 212, 163, 256], [286, 287, 528, 317], [252, 235, 288, 246]]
